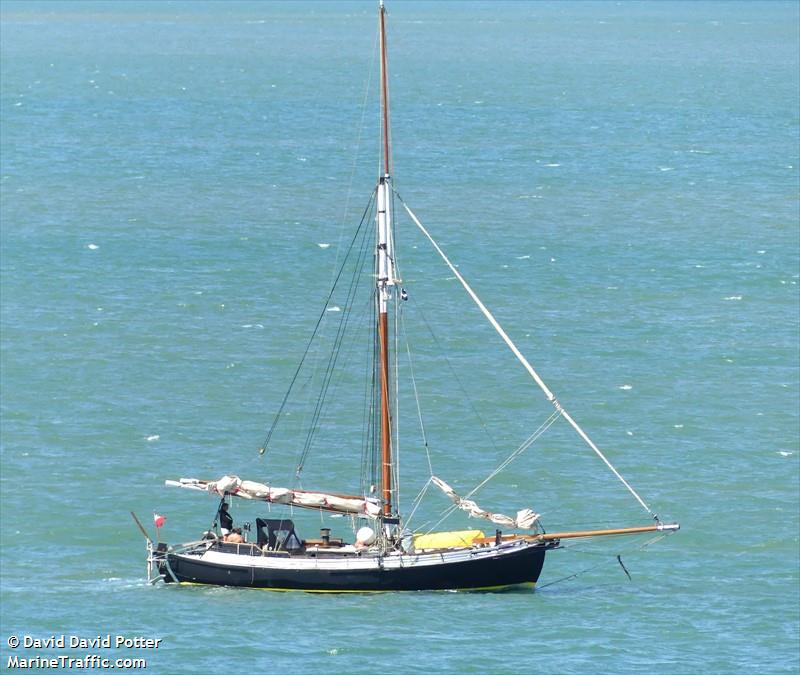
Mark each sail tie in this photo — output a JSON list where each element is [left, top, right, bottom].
[[396, 194, 655, 518], [431, 476, 539, 529]]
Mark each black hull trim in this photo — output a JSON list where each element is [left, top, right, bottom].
[[164, 546, 547, 592]]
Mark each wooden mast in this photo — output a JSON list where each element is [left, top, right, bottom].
[[379, 1, 391, 177], [377, 0, 394, 518], [378, 310, 392, 517]]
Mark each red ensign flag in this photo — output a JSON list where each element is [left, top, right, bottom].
[[153, 513, 166, 528]]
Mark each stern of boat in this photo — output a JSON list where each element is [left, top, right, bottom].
[[146, 540, 171, 584]]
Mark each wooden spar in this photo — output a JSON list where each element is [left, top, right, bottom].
[[377, 1, 394, 518], [379, 1, 391, 176], [378, 311, 392, 516], [473, 522, 680, 545], [531, 522, 680, 541], [130, 511, 152, 543]]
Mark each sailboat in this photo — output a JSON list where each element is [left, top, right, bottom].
[[140, 1, 678, 592]]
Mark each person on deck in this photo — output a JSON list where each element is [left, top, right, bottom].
[[217, 502, 233, 535], [224, 528, 244, 543]]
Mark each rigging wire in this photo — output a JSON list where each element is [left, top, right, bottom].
[[399, 309, 434, 477], [464, 410, 561, 500], [409, 295, 505, 460], [296, 198, 376, 475], [360, 285, 379, 497], [258, 190, 377, 459], [403, 476, 434, 532], [394, 304, 436, 533], [537, 532, 669, 590], [362, 288, 380, 497], [394, 190, 656, 520], [260, 25, 379, 468], [424, 410, 561, 534], [327, 27, 380, 291]]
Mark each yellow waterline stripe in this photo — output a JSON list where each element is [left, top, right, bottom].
[[177, 581, 536, 593]]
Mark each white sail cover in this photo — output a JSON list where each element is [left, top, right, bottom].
[[166, 476, 382, 519], [431, 476, 540, 530]]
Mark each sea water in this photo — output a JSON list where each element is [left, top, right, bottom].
[[1, 2, 798, 673]]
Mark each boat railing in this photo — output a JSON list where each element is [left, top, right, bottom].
[[212, 541, 263, 556]]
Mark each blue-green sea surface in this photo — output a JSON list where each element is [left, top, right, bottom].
[[1, 2, 798, 673]]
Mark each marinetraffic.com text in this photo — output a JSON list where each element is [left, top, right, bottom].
[[5, 634, 159, 670]]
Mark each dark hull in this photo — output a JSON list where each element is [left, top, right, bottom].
[[162, 545, 548, 592]]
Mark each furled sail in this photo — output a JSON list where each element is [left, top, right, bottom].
[[431, 476, 540, 529], [166, 476, 382, 518]]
